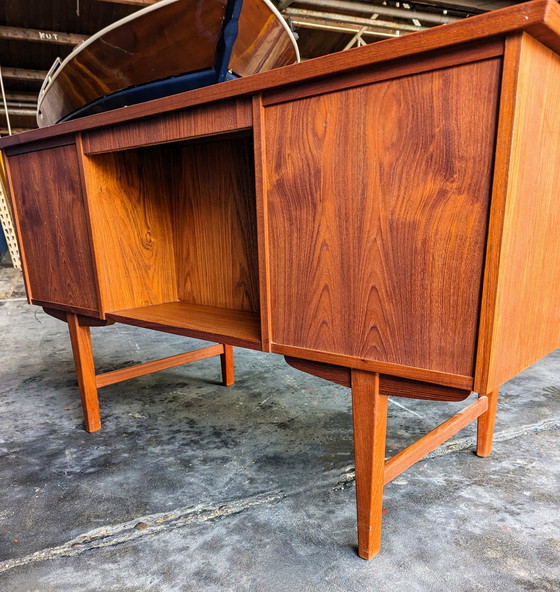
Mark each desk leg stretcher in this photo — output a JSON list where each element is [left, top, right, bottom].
[[66, 312, 234, 432]]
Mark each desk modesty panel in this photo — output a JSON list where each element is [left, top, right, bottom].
[[2, 0, 560, 560]]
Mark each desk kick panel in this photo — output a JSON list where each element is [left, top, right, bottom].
[[264, 58, 501, 376]]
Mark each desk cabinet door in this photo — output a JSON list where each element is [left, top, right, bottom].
[[264, 58, 501, 377], [6, 144, 99, 314]]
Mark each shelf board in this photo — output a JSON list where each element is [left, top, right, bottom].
[[107, 302, 262, 350]]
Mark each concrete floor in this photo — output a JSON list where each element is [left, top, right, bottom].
[[0, 259, 558, 591]]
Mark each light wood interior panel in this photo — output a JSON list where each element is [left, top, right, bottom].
[[265, 58, 502, 376], [476, 34, 560, 393], [174, 136, 260, 313], [6, 145, 99, 312], [82, 147, 178, 312]]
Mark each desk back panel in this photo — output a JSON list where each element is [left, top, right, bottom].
[[6, 144, 100, 314], [173, 136, 260, 314], [264, 58, 501, 376]]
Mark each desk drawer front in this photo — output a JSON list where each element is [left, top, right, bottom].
[[264, 58, 501, 376]]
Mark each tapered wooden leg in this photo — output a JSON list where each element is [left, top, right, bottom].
[[351, 369, 389, 559], [67, 313, 101, 433], [476, 389, 499, 457], [220, 344, 234, 386]]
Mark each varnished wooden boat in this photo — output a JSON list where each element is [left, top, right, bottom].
[[36, 0, 299, 127]]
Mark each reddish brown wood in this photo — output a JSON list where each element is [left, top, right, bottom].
[[265, 58, 500, 378], [475, 33, 560, 394], [351, 370, 388, 560], [4, 145, 100, 312], [66, 312, 101, 433], [275, 344, 474, 390], [263, 39, 504, 107], [81, 147, 179, 313], [476, 390, 500, 458], [38, 0, 226, 126], [95, 344, 226, 388], [173, 136, 260, 314], [82, 99, 252, 155], [284, 357, 471, 402], [42, 307, 114, 327], [252, 95, 273, 352], [3, 0, 559, 152], [220, 345, 235, 387], [107, 302, 262, 350], [384, 396, 489, 485]]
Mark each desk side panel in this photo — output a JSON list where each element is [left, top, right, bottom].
[[475, 34, 560, 393], [264, 58, 501, 377], [4, 144, 100, 313]]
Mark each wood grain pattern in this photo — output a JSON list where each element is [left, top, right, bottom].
[[95, 344, 225, 388], [107, 302, 261, 349], [3, 0, 558, 151], [252, 95, 273, 351], [266, 59, 500, 377], [82, 99, 252, 154], [4, 145, 100, 312], [81, 146, 178, 313], [67, 312, 101, 433], [383, 395, 488, 485], [475, 33, 560, 393], [263, 39, 504, 107], [42, 307, 114, 327], [351, 370, 388, 560], [174, 136, 260, 314], [284, 357, 471, 402]]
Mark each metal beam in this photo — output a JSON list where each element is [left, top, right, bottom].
[[0, 26, 88, 46], [296, 1, 460, 25], [285, 8, 425, 32], [410, 0, 514, 13], [0, 107, 36, 117], [289, 17, 401, 39], [5, 91, 38, 103], [0, 67, 47, 81]]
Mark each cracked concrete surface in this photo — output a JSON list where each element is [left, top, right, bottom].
[[0, 263, 558, 591]]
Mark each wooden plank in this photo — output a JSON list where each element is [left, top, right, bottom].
[[351, 370, 388, 560], [67, 313, 101, 433], [82, 99, 252, 154], [173, 136, 260, 314], [265, 58, 500, 377], [107, 302, 262, 350], [80, 147, 178, 313], [0, 26, 88, 46], [252, 95, 273, 351], [284, 356, 472, 401], [4, 145, 100, 311], [95, 344, 225, 388], [383, 396, 488, 485], [2, 0, 559, 150], [475, 33, 560, 393], [274, 344, 474, 390]]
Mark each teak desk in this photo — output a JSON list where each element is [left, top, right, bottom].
[[2, 0, 560, 559]]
